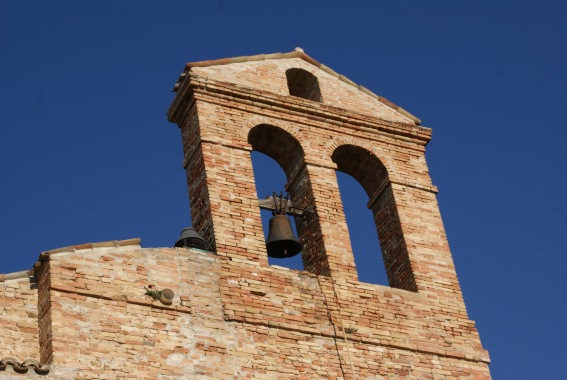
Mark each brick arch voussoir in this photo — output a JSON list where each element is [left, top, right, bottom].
[[323, 137, 395, 176], [242, 115, 305, 148]]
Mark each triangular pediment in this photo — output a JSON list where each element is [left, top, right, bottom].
[[179, 48, 420, 125]]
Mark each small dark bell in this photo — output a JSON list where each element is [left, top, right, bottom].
[[174, 227, 208, 250], [266, 215, 302, 258]]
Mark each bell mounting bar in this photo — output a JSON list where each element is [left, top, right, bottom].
[[258, 193, 312, 217]]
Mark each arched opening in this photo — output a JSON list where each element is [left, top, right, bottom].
[[248, 124, 304, 180], [248, 124, 329, 275], [332, 145, 388, 199], [250, 151, 303, 270], [332, 145, 417, 291], [286, 68, 322, 102], [336, 171, 388, 285]]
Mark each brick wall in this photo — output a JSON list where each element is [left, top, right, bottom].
[[0, 50, 491, 378], [0, 272, 39, 364], [169, 58, 459, 295], [189, 57, 414, 124], [166, 50, 491, 378], [0, 240, 489, 378]]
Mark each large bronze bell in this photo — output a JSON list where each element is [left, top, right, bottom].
[[266, 214, 303, 258]]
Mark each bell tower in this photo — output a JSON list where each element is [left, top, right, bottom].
[[167, 48, 491, 378]]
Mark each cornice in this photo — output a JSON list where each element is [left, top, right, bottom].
[[168, 75, 432, 146]]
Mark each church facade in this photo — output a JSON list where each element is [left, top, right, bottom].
[[0, 49, 491, 379]]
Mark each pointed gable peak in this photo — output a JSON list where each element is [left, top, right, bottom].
[[181, 48, 421, 125]]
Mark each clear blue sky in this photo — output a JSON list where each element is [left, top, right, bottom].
[[1, 1, 566, 378]]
